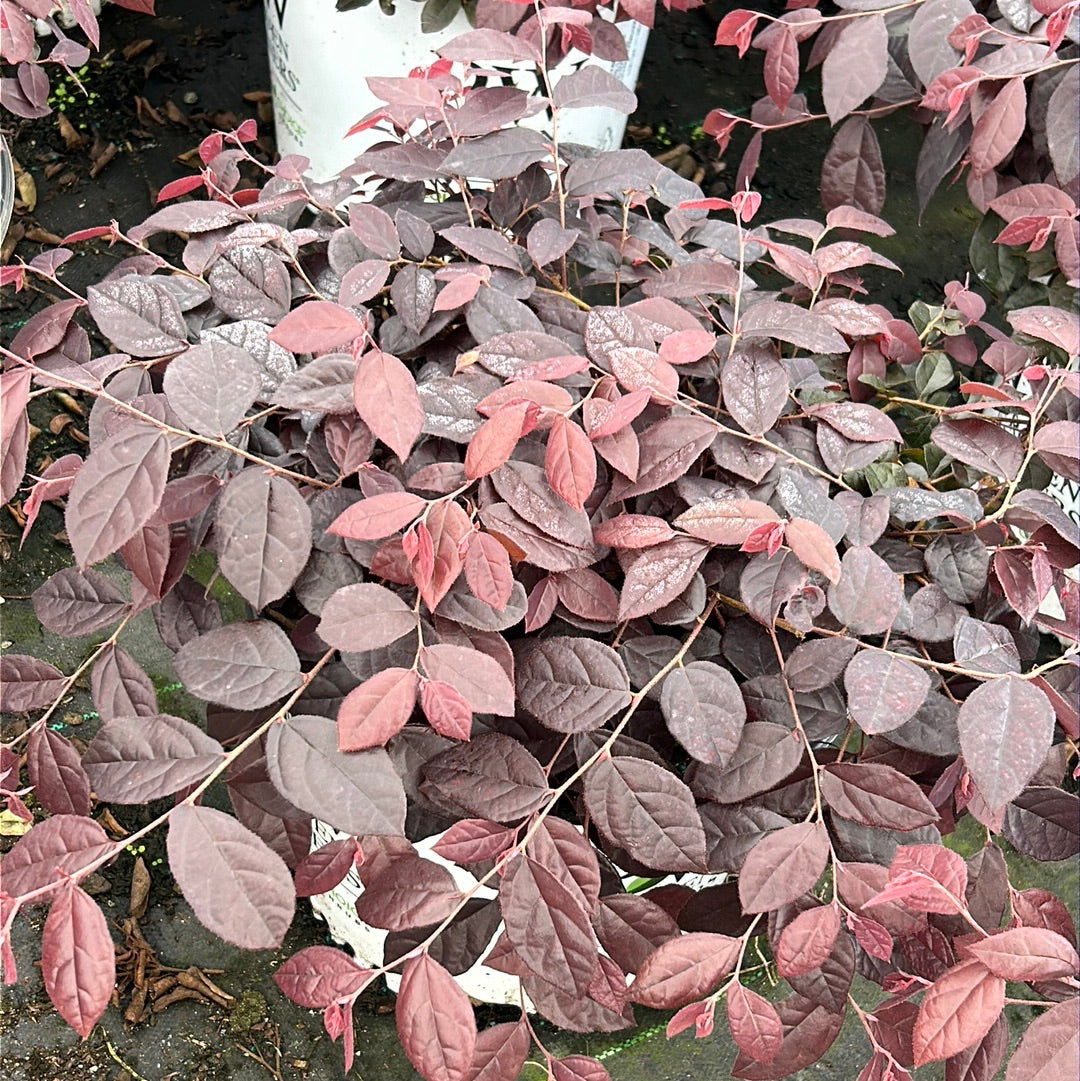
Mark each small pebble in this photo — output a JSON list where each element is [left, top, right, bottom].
[[182, 91, 198, 105]]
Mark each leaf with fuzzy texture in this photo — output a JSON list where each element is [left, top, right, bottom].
[[420, 644, 515, 717], [355, 854, 463, 931], [464, 532, 514, 611], [162, 340, 260, 436], [420, 680, 473, 741], [465, 402, 530, 481], [823, 15, 888, 124], [86, 278, 188, 357], [868, 844, 968, 915], [91, 644, 157, 722], [738, 821, 829, 913], [593, 514, 677, 549], [501, 856, 598, 996], [174, 621, 300, 710], [775, 904, 842, 979], [784, 518, 841, 584], [1004, 998, 1079, 1081], [821, 763, 939, 831], [583, 756, 707, 873], [267, 714, 407, 836], [828, 546, 902, 634], [293, 840, 359, 898], [844, 649, 931, 734], [0, 816, 114, 900], [267, 300, 363, 353], [273, 946, 373, 1007], [731, 993, 845, 1079], [82, 714, 224, 803], [318, 583, 419, 653], [618, 537, 711, 621], [958, 676, 1054, 811], [468, 1020, 531, 1081], [0, 655, 67, 713], [27, 728, 91, 817], [913, 960, 1005, 1067], [963, 926, 1078, 983], [216, 470, 312, 610], [430, 820, 515, 864], [516, 637, 631, 733], [821, 116, 886, 215], [65, 424, 170, 569], [354, 349, 425, 463], [167, 804, 295, 950], [969, 78, 1026, 178], [41, 882, 115, 1039], [421, 732, 551, 822], [675, 499, 781, 546], [660, 661, 746, 766], [327, 491, 426, 541], [932, 418, 1024, 480], [546, 415, 597, 512], [418, 499, 471, 611], [397, 954, 477, 1081], [631, 933, 740, 1008], [727, 983, 783, 1065], [337, 668, 418, 751]]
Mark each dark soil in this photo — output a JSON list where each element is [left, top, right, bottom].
[[2, 3, 984, 1079]]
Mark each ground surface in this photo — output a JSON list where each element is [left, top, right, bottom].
[[0, 2, 1026, 1079]]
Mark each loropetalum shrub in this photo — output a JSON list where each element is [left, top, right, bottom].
[[1, 22, 1079, 1081]]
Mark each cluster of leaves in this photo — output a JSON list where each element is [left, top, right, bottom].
[[1, 0, 155, 119], [709, 0, 1078, 298], [1, 16, 1078, 1081]]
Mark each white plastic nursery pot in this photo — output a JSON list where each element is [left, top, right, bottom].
[[263, 0, 649, 181], [308, 819, 723, 1005]]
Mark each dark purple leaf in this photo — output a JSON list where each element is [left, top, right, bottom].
[[86, 277, 188, 357], [821, 763, 939, 831], [828, 546, 903, 634], [0, 655, 66, 713], [26, 727, 91, 817], [738, 822, 830, 913], [630, 933, 741, 1008], [274, 946, 372, 1007], [844, 649, 931, 734], [583, 756, 707, 872], [31, 566, 128, 638], [720, 341, 789, 436], [660, 661, 746, 766]]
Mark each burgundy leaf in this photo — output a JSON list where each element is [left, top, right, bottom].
[[354, 349, 425, 463], [26, 727, 91, 817], [294, 840, 359, 898], [32, 567, 128, 638], [775, 904, 842, 979], [267, 714, 407, 835], [501, 855, 598, 996], [273, 946, 372, 1007], [592, 894, 681, 974], [467, 1020, 530, 1081], [167, 804, 295, 949], [913, 960, 1005, 1067], [82, 714, 224, 802], [216, 469, 312, 610], [550, 1056, 612, 1081], [0, 655, 66, 713], [962, 926, 1078, 983], [828, 546, 903, 634], [0, 815, 114, 900], [1003, 998, 1078, 1081], [420, 679, 473, 741], [660, 661, 747, 766], [820, 116, 886, 215], [688, 722, 804, 804], [65, 423, 171, 568], [355, 854, 463, 931], [727, 982, 783, 1065], [720, 341, 789, 438], [173, 621, 301, 710], [731, 993, 845, 1079], [464, 532, 515, 611], [822, 15, 888, 123], [420, 643, 515, 717], [583, 756, 707, 872], [932, 418, 1024, 480], [162, 340, 260, 436], [631, 933, 741, 1008], [844, 649, 931, 734], [430, 820, 516, 864], [618, 536, 711, 621], [421, 732, 551, 822], [821, 762, 938, 831], [41, 882, 115, 1039], [516, 637, 631, 733], [396, 954, 478, 1081], [86, 277, 187, 357], [337, 665, 421, 752], [318, 582, 419, 654], [738, 821, 830, 913], [957, 676, 1054, 811], [328, 491, 426, 542]]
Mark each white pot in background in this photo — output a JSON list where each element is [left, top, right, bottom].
[[263, 0, 649, 181]]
